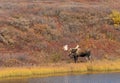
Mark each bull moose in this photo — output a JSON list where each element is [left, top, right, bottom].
[[63, 45, 91, 63]]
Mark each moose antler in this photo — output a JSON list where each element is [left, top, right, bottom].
[[63, 45, 68, 51], [75, 45, 79, 49]]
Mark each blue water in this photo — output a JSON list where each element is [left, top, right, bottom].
[[0, 72, 120, 83]]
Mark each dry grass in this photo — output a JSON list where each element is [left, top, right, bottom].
[[0, 59, 120, 79]]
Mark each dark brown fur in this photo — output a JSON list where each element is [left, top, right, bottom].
[[68, 48, 91, 63]]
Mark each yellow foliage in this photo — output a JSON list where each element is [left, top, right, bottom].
[[110, 10, 120, 26]]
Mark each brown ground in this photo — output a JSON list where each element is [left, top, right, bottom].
[[0, 0, 120, 67]]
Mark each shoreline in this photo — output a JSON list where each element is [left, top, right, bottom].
[[0, 60, 120, 79]]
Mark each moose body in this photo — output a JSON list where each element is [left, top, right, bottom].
[[64, 45, 91, 63], [69, 48, 91, 63]]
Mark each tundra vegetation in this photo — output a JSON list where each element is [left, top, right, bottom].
[[0, 0, 120, 78]]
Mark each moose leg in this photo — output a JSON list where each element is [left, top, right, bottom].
[[73, 56, 78, 63], [87, 51, 91, 60], [85, 56, 90, 61], [85, 57, 88, 61], [88, 56, 91, 60]]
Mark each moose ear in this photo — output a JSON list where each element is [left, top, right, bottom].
[[63, 45, 68, 51]]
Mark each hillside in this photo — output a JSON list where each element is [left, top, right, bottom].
[[0, 0, 120, 66]]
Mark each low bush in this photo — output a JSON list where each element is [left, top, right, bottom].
[[51, 53, 61, 63], [109, 10, 120, 27]]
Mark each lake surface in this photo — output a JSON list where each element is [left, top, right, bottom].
[[0, 72, 120, 83]]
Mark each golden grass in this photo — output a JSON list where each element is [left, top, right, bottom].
[[0, 59, 120, 79]]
